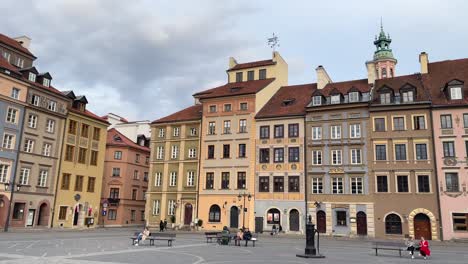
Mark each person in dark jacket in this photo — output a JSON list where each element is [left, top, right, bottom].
[[163, 219, 168, 230], [159, 220, 164, 232]]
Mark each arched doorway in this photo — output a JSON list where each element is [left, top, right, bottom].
[[316, 210, 326, 233], [184, 203, 193, 225], [230, 206, 239, 228], [73, 205, 82, 226], [414, 213, 432, 240], [356, 211, 367, 236], [289, 209, 300, 231], [37, 203, 49, 226]]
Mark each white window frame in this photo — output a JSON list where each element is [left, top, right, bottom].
[[156, 146, 164, 160], [450, 87, 462, 100], [350, 177, 363, 194], [158, 128, 165, 138], [350, 124, 361, 138], [312, 150, 322, 165], [0, 164, 9, 183], [42, 143, 52, 157], [311, 177, 323, 194], [187, 171, 195, 186], [168, 199, 175, 216], [188, 148, 196, 158], [38, 170, 48, 187], [169, 172, 177, 186], [349, 92, 359, 103], [208, 122, 216, 135], [171, 145, 179, 159], [190, 127, 197, 136], [223, 120, 231, 134], [32, 95, 40, 106], [46, 119, 55, 133], [312, 96, 322, 106], [152, 200, 160, 215], [331, 150, 342, 165], [402, 90, 414, 102], [2, 51, 10, 62], [43, 78, 50, 87], [24, 139, 34, 153], [312, 127, 322, 140], [350, 149, 362, 164], [154, 172, 162, 186], [332, 177, 344, 194], [11, 88, 20, 99], [331, 95, 340, 104], [239, 119, 247, 133], [47, 100, 57, 112], [173, 127, 180, 137], [28, 72, 36, 82], [28, 114, 38, 128], [6, 107, 18, 124], [2, 133, 15, 149], [19, 168, 30, 185], [330, 125, 341, 139]]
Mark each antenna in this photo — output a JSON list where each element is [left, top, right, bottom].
[[267, 33, 280, 52]]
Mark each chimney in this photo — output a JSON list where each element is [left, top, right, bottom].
[[316, 65, 332, 89], [366, 61, 377, 84], [13, 36, 31, 49], [419, 52, 429, 74], [229, 57, 238, 69]]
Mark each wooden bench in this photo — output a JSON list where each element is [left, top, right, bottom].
[[372, 241, 405, 257], [130, 232, 176, 247], [235, 233, 258, 247], [205, 232, 220, 243]]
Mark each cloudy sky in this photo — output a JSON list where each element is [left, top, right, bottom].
[[2, 0, 467, 120]]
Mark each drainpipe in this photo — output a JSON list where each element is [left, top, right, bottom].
[[195, 117, 203, 221], [429, 107, 444, 241], [50, 116, 68, 228], [303, 115, 308, 232]]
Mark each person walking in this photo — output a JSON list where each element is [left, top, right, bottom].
[[163, 219, 168, 231], [271, 224, 277, 235], [405, 237, 416, 259], [159, 220, 164, 232], [419, 237, 431, 260]]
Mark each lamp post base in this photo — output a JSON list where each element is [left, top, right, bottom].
[[296, 253, 325, 259]]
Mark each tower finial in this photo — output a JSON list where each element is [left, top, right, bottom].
[[380, 17, 383, 32]]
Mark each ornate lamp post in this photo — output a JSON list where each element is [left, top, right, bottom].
[[237, 192, 251, 230], [3, 181, 22, 232]]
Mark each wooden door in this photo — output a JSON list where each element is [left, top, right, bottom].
[[230, 206, 239, 228], [316, 211, 326, 233], [184, 204, 193, 225], [414, 213, 432, 240], [356, 211, 367, 236], [289, 209, 300, 231]]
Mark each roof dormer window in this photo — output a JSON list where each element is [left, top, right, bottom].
[[331, 95, 340, 104], [236, 72, 243, 82], [282, 98, 296, 106], [230, 87, 241, 93], [348, 92, 359, 103], [312, 96, 322, 106], [380, 93, 391, 104], [450, 87, 462, 100], [28, 72, 36, 82], [43, 78, 50, 87], [402, 90, 414, 103]]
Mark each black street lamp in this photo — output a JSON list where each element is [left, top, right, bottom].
[[3, 181, 22, 232], [237, 192, 251, 230]]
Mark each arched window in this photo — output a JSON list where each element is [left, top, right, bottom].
[[208, 205, 221, 222], [385, 213, 402, 234], [390, 68, 394, 78], [381, 68, 387, 78], [267, 208, 280, 224]]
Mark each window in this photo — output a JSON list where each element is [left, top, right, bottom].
[[75, 175, 84, 191], [274, 125, 284, 138], [92, 127, 100, 140], [78, 148, 87, 163], [415, 144, 428, 160], [31, 94, 40, 106], [450, 87, 462, 100], [133, 170, 139, 180], [89, 150, 98, 166], [169, 172, 177, 186], [152, 200, 160, 215], [267, 208, 280, 224], [186, 171, 195, 187], [393, 117, 405, 131], [312, 150, 322, 165], [259, 176, 269, 192], [441, 114, 453, 129], [24, 139, 34, 153], [446, 173, 459, 192], [87, 177, 95, 192], [397, 175, 409, 192], [239, 119, 247, 133], [208, 121, 216, 135], [28, 72, 36, 82], [108, 209, 117, 220], [143, 172, 149, 182], [351, 177, 363, 194], [0, 164, 8, 183], [395, 144, 407, 161], [6, 108, 18, 123], [46, 119, 55, 133], [236, 72, 243, 82], [28, 114, 37, 128], [331, 150, 342, 165], [158, 128, 165, 138], [452, 213, 468, 231], [19, 168, 30, 185], [274, 148, 284, 163], [259, 148, 270, 163], [132, 189, 137, 200], [156, 146, 164, 159], [413, 116, 426, 130], [288, 123, 299, 137], [417, 175, 430, 193], [58, 206, 67, 220], [2, 51, 10, 62], [224, 104, 232, 112], [238, 144, 246, 158], [223, 121, 231, 134], [171, 145, 179, 159], [11, 88, 20, 99], [223, 144, 230, 158], [114, 151, 122, 160], [288, 147, 300, 162], [464, 114, 468, 128], [109, 188, 119, 198], [12, 203, 25, 220], [331, 95, 340, 104], [380, 93, 391, 104], [240, 102, 248, 111], [221, 172, 230, 189], [260, 126, 270, 139], [402, 90, 414, 102], [377, 175, 388, 192], [68, 120, 77, 134], [61, 173, 70, 190], [237, 172, 246, 189], [259, 69, 267, 80], [330, 125, 341, 139], [209, 105, 217, 113], [65, 145, 74, 161], [350, 149, 361, 164], [273, 176, 284, 192], [209, 205, 221, 222], [47, 101, 57, 112], [42, 143, 52, 157], [374, 118, 386, 131], [385, 214, 402, 234], [173, 127, 180, 137], [349, 92, 359, 102], [168, 200, 176, 215], [332, 177, 344, 194], [288, 176, 299, 192], [208, 145, 215, 159], [247, 70, 254, 81], [43, 78, 50, 87], [2, 134, 14, 149], [312, 96, 322, 106], [312, 127, 321, 140], [81, 124, 89, 138], [112, 168, 120, 177], [206, 172, 214, 189], [350, 124, 361, 138], [443, 141, 455, 157], [375, 145, 387, 161], [336, 211, 347, 226], [154, 172, 162, 186], [311, 178, 323, 193]]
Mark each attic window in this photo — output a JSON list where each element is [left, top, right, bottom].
[[114, 135, 122, 142], [43, 78, 50, 87], [331, 95, 340, 104], [312, 96, 322, 106], [349, 92, 359, 103], [450, 87, 462, 100], [28, 72, 36, 82], [282, 98, 296, 106], [401, 90, 414, 102], [230, 87, 242, 93]]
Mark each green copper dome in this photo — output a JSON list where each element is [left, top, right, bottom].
[[373, 24, 395, 61]]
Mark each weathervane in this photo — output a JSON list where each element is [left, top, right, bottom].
[[267, 33, 280, 51]]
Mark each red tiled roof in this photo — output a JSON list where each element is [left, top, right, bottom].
[[256, 83, 317, 118], [106, 128, 150, 152], [152, 104, 202, 124], [0, 56, 21, 74], [422, 58, 468, 106], [0, 34, 35, 57], [320, 78, 370, 96], [69, 108, 110, 125], [228, 59, 276, 71], [193, 78, 275, 99], [373, 74, 429, 104]]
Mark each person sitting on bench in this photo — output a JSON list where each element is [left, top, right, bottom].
[[135, 227, 150, 246]]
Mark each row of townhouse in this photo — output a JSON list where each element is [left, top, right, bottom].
[[146, 26, 468, 241], [0, 33, 109, 230]]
